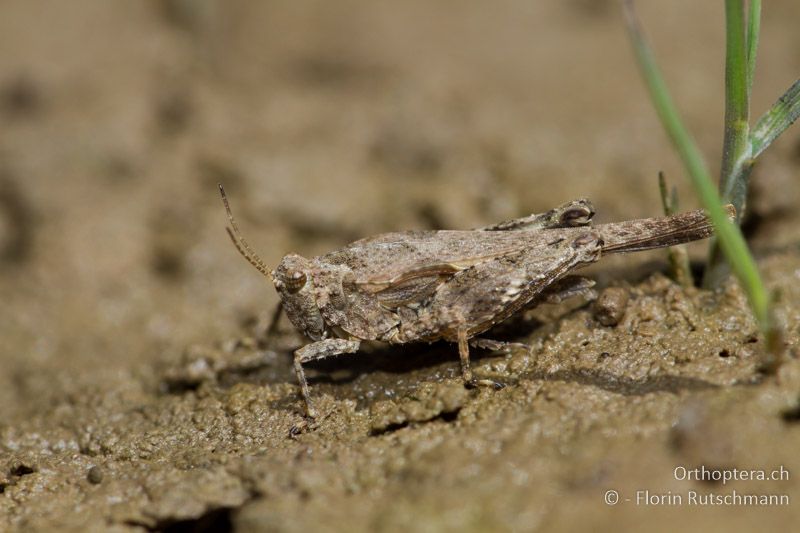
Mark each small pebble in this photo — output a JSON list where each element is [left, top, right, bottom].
[[593, 287, 629, 327], [87, 466, 103, 484]]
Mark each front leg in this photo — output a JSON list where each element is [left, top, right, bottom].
[[262, 302, 284, 342], [294, 338, 360, 418]]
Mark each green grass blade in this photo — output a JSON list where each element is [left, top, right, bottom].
[[750, 78, 800, 159], [746, 0, 761, 95], [623, 0, 775, 349]]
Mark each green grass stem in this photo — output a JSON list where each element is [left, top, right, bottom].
[[745, 0, 761, 95]]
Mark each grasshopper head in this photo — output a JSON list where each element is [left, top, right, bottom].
[[273, 253, 326, 340]]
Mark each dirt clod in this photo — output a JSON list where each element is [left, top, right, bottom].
[[593, 286, 630, 327]]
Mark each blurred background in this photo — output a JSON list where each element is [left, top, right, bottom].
[[1, 0, 798, 424]]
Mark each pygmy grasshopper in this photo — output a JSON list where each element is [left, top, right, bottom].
[[220, 185, 733, 418]]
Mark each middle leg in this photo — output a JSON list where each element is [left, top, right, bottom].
[[457, 328, 505, 390]]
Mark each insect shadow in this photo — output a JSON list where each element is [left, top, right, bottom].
[[221, 311, 722, 414], [525, 368, 720, 397]]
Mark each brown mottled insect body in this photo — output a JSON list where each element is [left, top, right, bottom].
[[220, 185, 732, 418]]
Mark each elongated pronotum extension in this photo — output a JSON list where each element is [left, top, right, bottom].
[[600, 204, 736, 254], [218, 184, 273, 280]]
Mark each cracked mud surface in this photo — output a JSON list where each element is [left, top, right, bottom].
[[2, 1, 799, 531]]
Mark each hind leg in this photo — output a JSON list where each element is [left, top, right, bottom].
[[469, 338, 530, 353], [537, 276, 597, 305]]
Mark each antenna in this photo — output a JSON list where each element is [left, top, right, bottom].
[[218, 184, 273, 280]]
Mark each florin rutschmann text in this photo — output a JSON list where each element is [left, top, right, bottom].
[[635, 490, 789, 506]]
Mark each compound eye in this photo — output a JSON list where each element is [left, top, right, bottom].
[[560, 205, 594, 226], [283, 270, 307, 293]]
